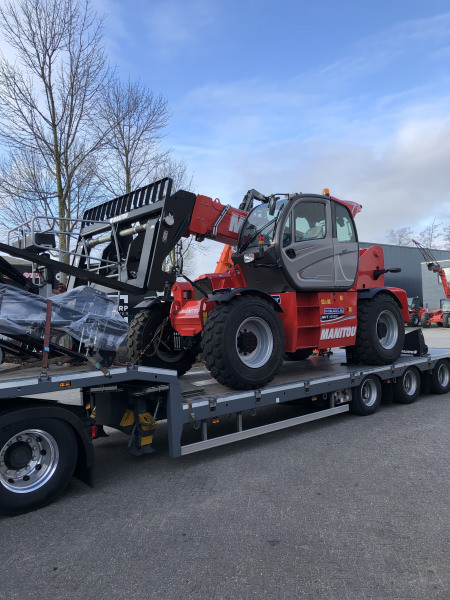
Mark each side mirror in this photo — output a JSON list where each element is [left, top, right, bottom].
[[268, 196, 277, 216]]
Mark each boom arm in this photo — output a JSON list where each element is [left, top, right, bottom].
[[412, 239, 450, 299]]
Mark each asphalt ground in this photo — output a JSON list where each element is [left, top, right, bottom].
[[1, 327, 450, 600]]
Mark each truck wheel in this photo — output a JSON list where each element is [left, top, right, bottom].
[[420, 313, 431, 328], [284, 348, 313, 361], [431, 359, 450, 394], [350, 375, 381, 415], [408, 312, 419, 327], [126, 305, 197, 376], [393, 366, 421, 404], [347, 294, 404, 365], [202, 295, 285, 389], [0, 417, 77, 516]]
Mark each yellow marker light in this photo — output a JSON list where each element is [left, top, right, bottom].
[[59, 381, 71, 387]]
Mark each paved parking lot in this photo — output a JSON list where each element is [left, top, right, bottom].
[[0, 327, 449, 599]]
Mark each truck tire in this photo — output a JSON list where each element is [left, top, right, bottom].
[[126, 305, 197, 376], [420, 313, 431, 328], [347, 294, 404, 365], [393, 366, 421, 404], [0, 417, 77, 516], [349, 375, 381, 415], [284, 348, 313, 361], [202, 295, 285, 390], [431, 359, 450, 394]]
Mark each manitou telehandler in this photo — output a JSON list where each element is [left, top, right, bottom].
[[0, 178, 410, 389]]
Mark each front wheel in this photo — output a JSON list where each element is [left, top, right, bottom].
[[126, 305, 198, 376], [0, 416, 77, 516], [420, 313, 431, 328], [202, 295, 285, 389], [408, 312, 419, 327]]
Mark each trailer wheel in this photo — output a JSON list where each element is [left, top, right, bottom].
[[393, 366, 421, 404], [126, 305, 197, 376], [431, 359, 450, 394], [0, 417, 77, 516], [349, 375, 382, 415], [420, 313, 431, 328], [347, 294, 404, 365], [284, 348, 313, 361], [202, 295, 285, 389]]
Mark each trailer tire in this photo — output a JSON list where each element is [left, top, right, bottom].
[[202, 295, 285, 390], [350, 375, 381, 416], [0, 417, 77, 516], [284, 348, 313, 361], [393, 366, 421, 404], [431, 359, 450, 394], [126, 305, 197, 376], [347, 294, 404, 365]]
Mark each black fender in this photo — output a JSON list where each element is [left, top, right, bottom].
[[0, 401, 94, 487], [207, 287, 283, 312], [357, 287, 404, 309]]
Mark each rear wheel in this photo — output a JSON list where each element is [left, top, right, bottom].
[[0, 417, 77, 516], [202, 295, 285, 389], [126, 304, 197, 376], [347, 294, 404, 365], [393, 366, 421, 404], [350, 375, 382, 415], [431, 359, 450, 394]]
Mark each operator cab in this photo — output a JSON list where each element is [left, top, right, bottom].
[[232, 192, 360, 294]]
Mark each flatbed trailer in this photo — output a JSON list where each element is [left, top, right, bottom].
[[1, 346, 450, 516]]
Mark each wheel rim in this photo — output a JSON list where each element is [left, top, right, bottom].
[[360, 379, 378, 407], [236, 316, 273, 368], [404, 369, 419, 396], [0, 429, 59, 493], [437, 362, 450, 387], [376, 310, 398, 349]]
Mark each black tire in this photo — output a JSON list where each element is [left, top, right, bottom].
[[443, 313, 450, 328], [393, 366, 421, 404], [349, 375, 382, 415], [408, 312, 419, 327], [284, 348, 313, 361], [202, 295, 285, 390], [420, 313, 431, 328], [346, 294, 405, 365], [0, 417, 77, 516], [431, 359, 450, 394], [126, 305, 197, 376]]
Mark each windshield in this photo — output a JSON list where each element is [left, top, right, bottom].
[[238, 199, 288, 251]]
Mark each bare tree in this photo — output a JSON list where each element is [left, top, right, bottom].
[[417, 218, 442, 249], [0, 0, 110, 262], [97, 78, 171, 196], [386, 226, 414, 246]]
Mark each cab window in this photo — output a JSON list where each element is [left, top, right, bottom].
[[335, 203, 356, 242], [292, 202, 326, 242]]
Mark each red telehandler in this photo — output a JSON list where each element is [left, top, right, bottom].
[[0, 178, 412, 389], [412, 239, 450, 328]]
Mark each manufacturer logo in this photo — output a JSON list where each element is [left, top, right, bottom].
[[320, 326, 357, 340]]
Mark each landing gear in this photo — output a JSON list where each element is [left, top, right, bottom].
[[202, 295, 285, 390], [347, 294, 404, 365], [126, 304, 198, 376]]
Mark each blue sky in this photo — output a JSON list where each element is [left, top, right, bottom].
[[7, 0, 450, 273]]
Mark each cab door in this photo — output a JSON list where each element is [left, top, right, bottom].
[[332, 202, 359, 288], [278, 197, 335, 290]]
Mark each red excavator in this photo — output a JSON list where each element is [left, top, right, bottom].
[[0, 178, 412, 389]]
